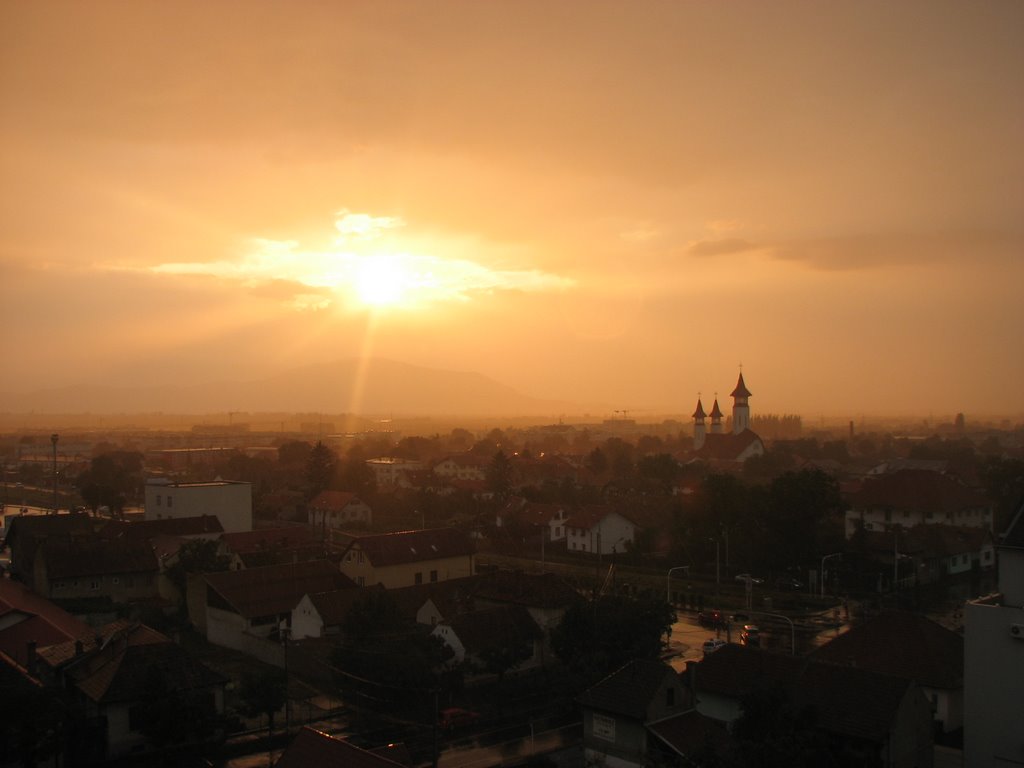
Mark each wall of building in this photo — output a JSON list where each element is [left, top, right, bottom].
[[145, 480, 252, 532], [291, 594, 324, 640], [338, 551, 475, 589], [964, 598, 1024, 767]]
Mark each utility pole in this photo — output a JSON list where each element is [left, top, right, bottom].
[[50, 433, 59, 514]]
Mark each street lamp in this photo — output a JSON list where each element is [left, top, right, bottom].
[[820, 553, 842, 598], [666, 566, 690, 604], [50, 433, 59, 514], [707, 537, 720, 597]]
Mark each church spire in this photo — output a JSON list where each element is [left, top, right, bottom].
[[731, 372, 751, 434], [692, 396, 707, 450]]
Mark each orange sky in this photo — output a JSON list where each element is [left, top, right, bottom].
[[2, 1, 1022, 419]]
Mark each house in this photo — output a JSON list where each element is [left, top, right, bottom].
[[333, 528, 475, 589], [308, 490, 373, 533], [197, 560, 354, 659], [33, 537, 160, 603], [851, 524, 995, 591], [577, 658, 691, 768], [220, 526, 322, 569], [4, 512, 96, 588], [471, 570, 579, 660], [845, 469, 992, 539], [144, 477, 253, 532], [365, 457, 426, 489], [565, 506, 637, 555], [812, 610, 964, 735], [0, 578, 92, 668], [496, 498, 569, 542], [432, 454, 491, 483], [691, 644, 934, 767], [964, 502, 1024, 767], [276, 726, 410, 768], [99, 514, 224, 542], [389, 576, 478, 627], [432, 604, 543, 675], [35, 620, 228, 761], [291, 586, 380, 640]]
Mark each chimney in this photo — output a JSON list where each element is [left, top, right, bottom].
[[26, 640, 37, 676]]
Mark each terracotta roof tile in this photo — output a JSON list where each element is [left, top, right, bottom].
[[811, 611, 963, 689], [40, 538, 158, 579], [343, 528, 474, 567], [205, 560, 354, 619], [851, 469, 990, 516], [577, 658, 680, 720]]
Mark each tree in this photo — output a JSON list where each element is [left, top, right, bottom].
[[165, 539, 231, 600], [134, 665, 218, 748], [75, 451, 144, 517], [487, 450, 514, 498], [333, 592, 452, 712], [305, 440, 337, 499], [550, 594, 675, 687], [237, 667, 287, 736]]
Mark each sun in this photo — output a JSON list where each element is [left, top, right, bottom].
[[353, 254, 409, 309]]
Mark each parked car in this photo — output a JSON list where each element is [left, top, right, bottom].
[[734, 573, 764, 585], [697, 609, 724, 627], [439, 708, 481, 732], [775, 577, 804, 591], [740, 625, 760, 647], [702, 638, 727, 655]]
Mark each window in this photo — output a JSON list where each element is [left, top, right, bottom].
[[357, 551, 364, 564], [430, 570, 438, 583], [415, 572, 423, 585], [112, 577, 120, 585], [156, 495, 162, 506], [984, 551, 992, 561], [167, 496, 172, 508], [90, 580, 100, 590], [357, 576, 365, 587]]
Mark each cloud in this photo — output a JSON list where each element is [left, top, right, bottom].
[[146, 211, 575, 310], [770, 230, 1024, 272], [687, 238, 759, 257], [334, 209, 405, 241]]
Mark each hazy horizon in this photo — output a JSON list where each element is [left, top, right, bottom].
[[3, 2, 1022, 418]]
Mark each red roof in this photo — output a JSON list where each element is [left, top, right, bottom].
[[730, 373, 751, 398], [204, 560, 354, 618], [851, 469, 990, 515], [812, 611, 963, 690], [342, 528, 474, 567], [694, 430, 763, 461], [221, 526, 315, 555]]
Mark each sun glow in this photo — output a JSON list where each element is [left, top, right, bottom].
[[144, 211, 574, 313], [353, 254, 410, 308]]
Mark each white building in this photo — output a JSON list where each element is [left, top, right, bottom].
[[964, 504, 1024, 767], [145, 478, 253, 532], [365, 457, 425, 488], [565, 507, 637, 555]]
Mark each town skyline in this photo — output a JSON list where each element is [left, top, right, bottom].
[[3, 2, 1022, 418]]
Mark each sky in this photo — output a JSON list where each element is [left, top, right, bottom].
[[2, 1, 1022, 419]]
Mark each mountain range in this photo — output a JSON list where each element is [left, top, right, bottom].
[[0, 358, 580, 417]]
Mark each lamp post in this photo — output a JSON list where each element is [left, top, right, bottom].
[[50, 433, 59, 514], [820, 552, 842, 598], [666, 566, 690, 605], [707, 537, 720, 598]]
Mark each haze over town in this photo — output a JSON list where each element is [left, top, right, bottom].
[[2, 1, 1023, 421]]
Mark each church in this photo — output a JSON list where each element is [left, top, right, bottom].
[[691, 372, 765, 464]]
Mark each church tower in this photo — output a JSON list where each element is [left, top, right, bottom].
[[709, 399, 724, 434], [692, 398, 707, 450], [730, 373, 752, 434]]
